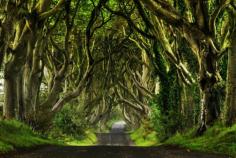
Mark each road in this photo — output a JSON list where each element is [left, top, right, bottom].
[[97, 121, 133, 146], [0, 121, 231, 158], [1, 145, 231, 158]]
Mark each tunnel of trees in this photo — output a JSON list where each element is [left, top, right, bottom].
[[0, 0, 236, 147]]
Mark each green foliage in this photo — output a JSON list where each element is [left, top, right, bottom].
[[51, 104, 88, 138], [165, 124, 236, 156], [102, 107, 124, 132], [49, 103, 97, 146], [150, 65, 184, 141], [219, 54, 228, 81], [48, 104, 98, 146], [130, 122, 158, 146], [0, 120, 53, 153], [150, 101, 184, 141], [64, 130, 97, 146], [176, 0, 186, 15]]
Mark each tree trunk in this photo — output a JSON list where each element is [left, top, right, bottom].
[[3, 64, 18, 119], [23, 38, 43, 121], [0, 22, 5, 69], [17, 73, 24, 120], [224, 29, 236, 126], [3, 44, 27, 120], [197, 47, 220, 134], [2, 5, 28, 119]]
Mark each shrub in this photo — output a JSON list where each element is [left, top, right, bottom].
[[150, 101, 184, 141], [52, 104, 88, 138]]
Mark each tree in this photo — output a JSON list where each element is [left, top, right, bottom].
[[224, 3, 236, 126], [137, 0, 232, 134], [1, 0, 68, 121]]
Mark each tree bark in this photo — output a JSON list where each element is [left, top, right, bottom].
[[23, 38, 44, 121], [224, 28, 236, 126], [3, 62, 18, 119], [2, 3, 29, 119], [197, 47, 220, 134], [17, 73, 24, 120], [3, 47, 26, 119], [0, 22, 5, 69]]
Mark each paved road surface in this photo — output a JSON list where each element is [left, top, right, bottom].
[[1, 145, 231, 158], [97, 121, 132, 146]]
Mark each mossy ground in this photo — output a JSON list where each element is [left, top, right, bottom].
[[61, 130, 97, 146], [0, 119, 98, 154], [130, 125, 158, 146], [165, 124, 236, 156], [131, 123, 236, 156], [0, 119, 55, 153]]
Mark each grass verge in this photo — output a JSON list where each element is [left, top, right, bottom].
[[130, 125, 158, 146], [0, 119, 55, 154], [61, 130, 97, 146], [165, 124, 236, 156]]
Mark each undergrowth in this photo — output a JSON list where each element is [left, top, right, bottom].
[[130, 123, 158, 146], [63, 130, 97, 146], [0, 119, 54, 153], [49, 128, 97, 146], [165, 124, 236, 156]]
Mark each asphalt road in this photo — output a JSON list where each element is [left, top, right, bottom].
[[2, 145, 231, 158], [97, 121, 133, 146]]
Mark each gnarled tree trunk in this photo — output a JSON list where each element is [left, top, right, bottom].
[[197, 46, 220, 134], [224, 28, 236, 126]]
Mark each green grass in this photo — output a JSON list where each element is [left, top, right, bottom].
[[0, 119, 97, 154], [0, 119, 55, 154], [64, 130, 97, 146], [165, 124, 236, 156], [48, 127, 97, 146], [131, 123, 236, 156], [130, 125, 158, 146]]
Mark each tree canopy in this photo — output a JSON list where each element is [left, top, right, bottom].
[[0, 0, 236, 137]]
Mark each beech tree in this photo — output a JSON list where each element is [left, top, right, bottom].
[[224, 3, 236, 126], [1, 0, 84, 125], [134, 0, 233, 134], [0, 0, 236, 137]]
